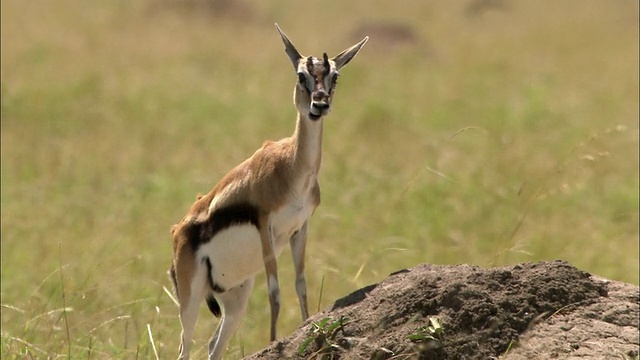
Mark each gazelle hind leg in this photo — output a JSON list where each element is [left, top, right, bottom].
[[290, 222, 309, 320], [208, 277, 255, 360], [178, 268, 207, 360]]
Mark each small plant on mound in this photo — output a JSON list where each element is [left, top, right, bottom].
[[407, 317, 444, 348], [298, 316, 350, 359]]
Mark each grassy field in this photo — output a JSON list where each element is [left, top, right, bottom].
[[1, 0, 638, 358]]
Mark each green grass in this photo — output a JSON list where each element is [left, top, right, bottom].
[[2, 0, 638, 358]]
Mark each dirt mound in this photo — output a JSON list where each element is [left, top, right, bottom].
[[245, 260, 639, 359]]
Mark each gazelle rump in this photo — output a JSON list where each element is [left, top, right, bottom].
[[169, 24, 368, 360]]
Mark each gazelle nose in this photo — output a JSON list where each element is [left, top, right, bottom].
[[312, 102, 329, 110], [312, 90, 329, 102]]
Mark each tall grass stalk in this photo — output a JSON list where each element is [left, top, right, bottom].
[[58, 243, 72, 358]]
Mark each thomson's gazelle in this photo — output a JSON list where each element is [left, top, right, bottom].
[[169, 24, 368, 360]]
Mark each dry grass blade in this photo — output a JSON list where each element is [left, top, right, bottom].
[[146, 324, 160, 360]]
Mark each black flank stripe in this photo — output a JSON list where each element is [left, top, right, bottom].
[[207, 202, 260, 235], [186, 202, 260, 251]]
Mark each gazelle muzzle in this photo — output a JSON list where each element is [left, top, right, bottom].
[[309, 89, 330, 120]]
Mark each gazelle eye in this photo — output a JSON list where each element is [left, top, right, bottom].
[[297, 72, 306, 84]]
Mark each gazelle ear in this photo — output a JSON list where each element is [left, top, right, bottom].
[[275, 23, 303, 70], [333, 36, 369, 70]]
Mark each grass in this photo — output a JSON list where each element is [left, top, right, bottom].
[[1, 0, 638, 358]]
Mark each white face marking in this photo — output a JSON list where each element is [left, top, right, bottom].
[[299, 59, 337, 91], [295, 57, 339, 119]]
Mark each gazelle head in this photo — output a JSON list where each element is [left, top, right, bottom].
[[276, 24, 368, 121]]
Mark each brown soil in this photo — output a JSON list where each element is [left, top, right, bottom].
[[245, 260, 639, 360]]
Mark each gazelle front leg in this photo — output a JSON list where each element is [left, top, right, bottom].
[[290, 221, 309, 321], [259, 216, 281, 341]]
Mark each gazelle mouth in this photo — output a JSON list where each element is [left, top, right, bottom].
[[309, 104, 329, 120]]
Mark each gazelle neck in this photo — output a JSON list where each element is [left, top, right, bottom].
[[293, 112, 323, 173]]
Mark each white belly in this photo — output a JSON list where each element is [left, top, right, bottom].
[[196, 186, 317, 291], [197, 224, 262, 290]]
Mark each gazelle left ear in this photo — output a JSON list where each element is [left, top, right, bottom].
[[333, 36, 369, 70], [275, 23, 303, 70]]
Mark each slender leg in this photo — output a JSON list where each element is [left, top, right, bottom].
[[266, 265, 280, 342], [290, 222, 310, 320], [208, 277, 255, 360], [178, 271, 207, 360], [259, 215, 280, 342]]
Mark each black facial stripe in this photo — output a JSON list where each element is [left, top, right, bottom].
[[302, 55, 335, 95], [298, 72, 312, 93], [186, 202, 260, 251], [324, 72, 338, 94]]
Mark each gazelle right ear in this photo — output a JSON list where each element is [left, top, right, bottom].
[[275, 23, 303, 70], [333, 36, 369, 70]]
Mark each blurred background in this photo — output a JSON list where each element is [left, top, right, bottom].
[[2, 0, 638, 358]]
